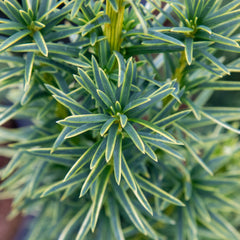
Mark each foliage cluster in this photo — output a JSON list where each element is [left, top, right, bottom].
[[0, 0, 240, 239]]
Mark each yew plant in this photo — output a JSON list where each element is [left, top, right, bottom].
[[0, 0, 240, 239]]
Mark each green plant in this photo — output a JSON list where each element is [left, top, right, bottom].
[[0, 0, 240, 239]]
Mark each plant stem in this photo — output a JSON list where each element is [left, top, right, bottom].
[[172, 52, 186, 84], [104, 0, 125, 52], [163, 52, 186, 107]]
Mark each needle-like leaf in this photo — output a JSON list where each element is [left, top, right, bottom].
[[0, 29, 30, 52], [135, 175, 185, 207], [33, 31, 48, 56], [124, 122, 145, 153], [91, 166, 111, 231], [113, 134, 122, 184]]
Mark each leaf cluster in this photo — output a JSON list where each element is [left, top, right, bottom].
[[0, 0, 240, 240]]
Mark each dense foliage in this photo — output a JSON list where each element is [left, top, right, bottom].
[[0, 0, 240, 239]]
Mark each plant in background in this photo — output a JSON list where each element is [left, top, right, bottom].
[[0, 0, 240, 239]]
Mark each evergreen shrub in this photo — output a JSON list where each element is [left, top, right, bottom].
[[0, 0, 240, 239]]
